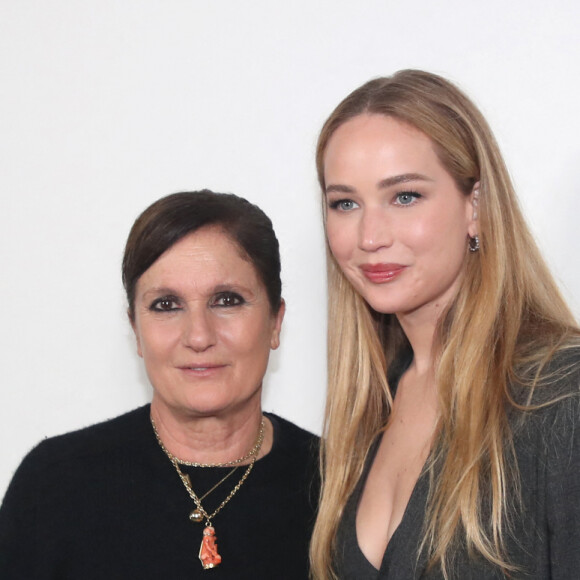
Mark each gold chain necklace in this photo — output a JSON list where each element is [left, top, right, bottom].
[[183, 467, 239, 504], [151, 416, 265, 569], [152, 418, 264, 468]]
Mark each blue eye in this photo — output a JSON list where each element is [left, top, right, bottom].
[[150, 296, 181, 312], [212, 292, 245, 307], [328, 199, 359, 211], [395, 191, 421, 206]]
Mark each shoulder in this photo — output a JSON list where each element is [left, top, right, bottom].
[[262, 413, 320, 507], [266, 412, 319, 444], [16, 405, 151, 478], [512, 343, 580, 408], [511, 345, 580, 457], [265, 412, 319, 463], [0, 405, 153, 538]]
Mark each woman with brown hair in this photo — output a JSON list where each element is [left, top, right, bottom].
[[310, 70, 580, 579], [0, 190, 318, 579]]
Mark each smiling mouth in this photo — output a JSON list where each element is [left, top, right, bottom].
[[360, 263, 407, 283], [179, 364, 225, 372]]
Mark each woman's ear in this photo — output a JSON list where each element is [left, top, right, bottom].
[[270, 299, 286, 350], [128, 309, 143, 358], [467, 181, 480, 238]]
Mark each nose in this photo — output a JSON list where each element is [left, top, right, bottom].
[[358, 208, 392, 252], [182, 305, 217, 352]]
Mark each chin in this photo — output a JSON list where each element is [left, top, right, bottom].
[[177, 398, 236, 418], [359, 293, 407, 315], [180, 392, 261, 419]]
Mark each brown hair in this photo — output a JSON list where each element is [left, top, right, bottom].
[[122, 190, 282, 320], [311, 70, 579, 578]]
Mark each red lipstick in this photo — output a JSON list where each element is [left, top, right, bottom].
[[360, 263, 406, 283]]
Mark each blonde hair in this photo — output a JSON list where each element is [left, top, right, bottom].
[[311, 70, 579, 578]]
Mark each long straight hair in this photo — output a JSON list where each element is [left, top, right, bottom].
[[310, 70, 579, 578]]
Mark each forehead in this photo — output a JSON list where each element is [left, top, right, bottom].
[[137, 227, 260, 291], [323, 114, 453, 192], [327, 114, 434, 158], [323, 113, 474, 213]]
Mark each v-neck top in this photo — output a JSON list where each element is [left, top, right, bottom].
[[333, 348, 580, 579], [337, 352, 429, 580], [335, 437, 430, 580]]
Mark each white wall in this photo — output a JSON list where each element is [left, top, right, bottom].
[[1, 0, 579, 497]]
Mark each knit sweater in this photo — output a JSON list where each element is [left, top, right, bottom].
[[0, 406, 319, 579]]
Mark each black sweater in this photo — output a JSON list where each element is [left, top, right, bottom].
[[0, 406, 319, 579]]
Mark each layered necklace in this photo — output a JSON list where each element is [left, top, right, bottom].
[[151, 416, 265, 570]]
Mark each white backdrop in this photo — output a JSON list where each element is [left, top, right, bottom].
[[1, 0, 579, 498]]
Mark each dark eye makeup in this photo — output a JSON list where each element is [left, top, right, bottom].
[[212, 292, 246, 307], [149, 295, 181, 312], [147, 291, 246, 313]]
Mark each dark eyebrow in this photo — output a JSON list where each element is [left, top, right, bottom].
[[140, 283, 256, 301], [142, 286, 178, 298], [325, 173, 433, 195]]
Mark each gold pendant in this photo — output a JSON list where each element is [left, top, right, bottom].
[[189, 508, 204, 523], [199, 526, 222, 569]]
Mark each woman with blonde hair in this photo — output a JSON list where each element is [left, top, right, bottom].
[[311, 70, 580, 579]]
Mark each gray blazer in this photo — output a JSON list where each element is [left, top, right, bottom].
[[336, 348, 580, 579]]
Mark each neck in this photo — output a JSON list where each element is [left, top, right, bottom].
[[396, 310, 438, 377], [150, 397, 272, 465], [395, 278, 461, 374]]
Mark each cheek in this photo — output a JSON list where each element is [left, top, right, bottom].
[[326, 220, 352, 261], [217, 316, 261, 347], [409, 214, 468, 275], [227, 317, 274, 361], [138, 322, 178, 359], [407, 210, 461, 251], [404, 221, 439, 251]]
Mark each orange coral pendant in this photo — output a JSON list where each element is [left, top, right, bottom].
[[199, 526, 222, 569]]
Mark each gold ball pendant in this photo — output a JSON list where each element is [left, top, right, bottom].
[[189, 509, 204, 523]]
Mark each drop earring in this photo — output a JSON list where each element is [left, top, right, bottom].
[[468, 235, 480, 252]]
